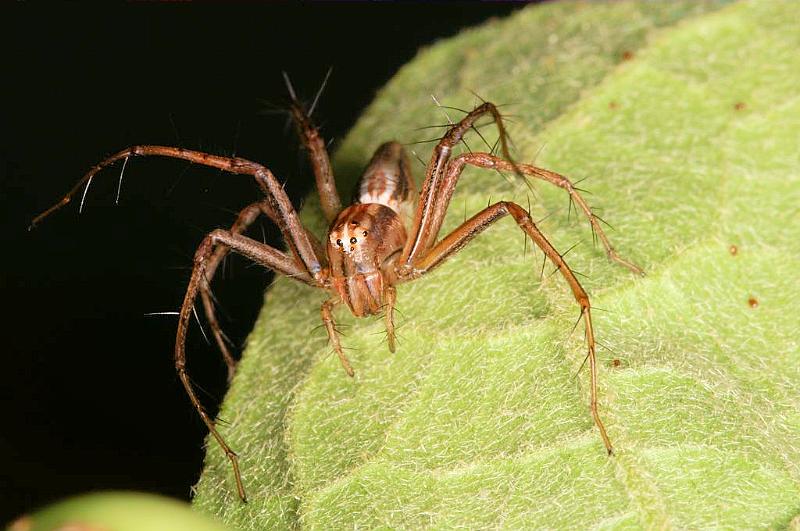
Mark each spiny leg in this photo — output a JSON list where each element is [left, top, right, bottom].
[[321, 299, 354, 377], [199, 199, 327, 382], [286, 78, 342, 223], [404, 201, 613, 454], [384, 286, 397, 353], [178, 229, 317, 502], [34, 144, 327, 501], [30, 145, 323, 280], [199, 201, 272, 382], [402, 102, 517, 264], [414, 151, 642, 275]]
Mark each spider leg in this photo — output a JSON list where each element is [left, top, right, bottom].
[[200, 200, 325, 382], [200, 203, 263, 382], [402, 201, 613, 455], [178, 229, 316, 502], [34, 146, 328, 501], [384, 286, 397, 353], [405, 151, 642, 275], [321, 299, 354, 377], [286, 78, 342, 223], [31, 146, 324, 280], [449, 153, 642, 275], [402, 101, 517, 265]]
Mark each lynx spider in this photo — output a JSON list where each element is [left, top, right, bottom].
[[32, 81, 642, 501]]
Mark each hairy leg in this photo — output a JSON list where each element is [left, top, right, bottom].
[[200, 199, 327, 382], [413, 151, 642, 275], [321, 299, 354, 377], [403, 201, 613, 454], [200, 203, 263, 381], [384, 286, 397, 353], [288, 99, 341, 223], [177, 229, 316, 502], [402, 102, 517, 264], [31, 145, 324, 279]]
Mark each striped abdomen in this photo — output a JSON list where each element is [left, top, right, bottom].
[[356, 141, 416, 224]]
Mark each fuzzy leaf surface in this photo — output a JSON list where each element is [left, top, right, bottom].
[[193, 1, 800, 528]]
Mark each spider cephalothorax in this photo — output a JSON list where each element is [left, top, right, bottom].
[[327, 202, 404, 317], [33, 86, 642, 502]]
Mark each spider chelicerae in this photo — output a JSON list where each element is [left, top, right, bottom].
[[32, 82, 642, 502]]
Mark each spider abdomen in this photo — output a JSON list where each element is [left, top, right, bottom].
[[356, 141, 416, 223]]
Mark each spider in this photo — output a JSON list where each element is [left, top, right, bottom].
[[32, 86, 642, 502]]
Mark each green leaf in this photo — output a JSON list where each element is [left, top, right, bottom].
[[194, 1, 800, 528], [15, 492, 231, 531]]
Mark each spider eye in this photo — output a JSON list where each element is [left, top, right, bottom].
[[350, 237, 357, 244], [336, 239, 342, 246], [362, 231, 368, 237]]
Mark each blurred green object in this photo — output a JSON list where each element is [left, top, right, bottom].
[[9, 492, 230, 531]]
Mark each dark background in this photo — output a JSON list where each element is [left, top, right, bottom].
[[0, 3, 525, 523]]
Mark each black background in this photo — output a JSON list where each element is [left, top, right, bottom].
[[0, 3, 527, 523]]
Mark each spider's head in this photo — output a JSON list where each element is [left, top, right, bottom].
[[327, 203, 407, 316], [330, 220, 368, 256], [327, 203, 406, 275]]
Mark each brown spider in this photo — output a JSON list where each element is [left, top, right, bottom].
[[32, 90, 642, 502]]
